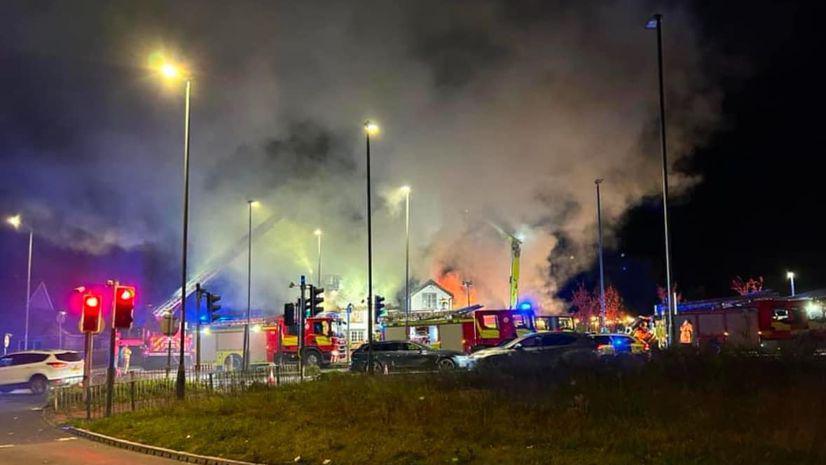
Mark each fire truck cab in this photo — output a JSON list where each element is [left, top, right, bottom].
[[273, 311, 347, 366]]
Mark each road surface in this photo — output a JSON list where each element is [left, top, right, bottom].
[[0, 390, 177, 465]]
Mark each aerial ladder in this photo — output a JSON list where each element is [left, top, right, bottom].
[[152, 214, 281, 318], [485, 221, 522, 309]]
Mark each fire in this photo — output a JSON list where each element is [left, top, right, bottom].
[[436, 271, 477, 308]]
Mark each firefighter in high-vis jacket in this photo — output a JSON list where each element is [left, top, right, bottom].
[[680, 319, 694, 345]]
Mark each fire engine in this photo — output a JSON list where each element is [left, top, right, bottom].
[[655, 294, 826, 351], [384, 308, 574, 353], [198, 312, 347, 369]]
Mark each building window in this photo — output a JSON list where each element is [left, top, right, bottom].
[[350, 330, 365, 342], [422, 292, 438, 309]]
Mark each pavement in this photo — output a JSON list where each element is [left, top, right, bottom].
[[0, 390, 177, 465]]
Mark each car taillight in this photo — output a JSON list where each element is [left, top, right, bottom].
[[596, 344, 610, 350], [643, 342, 650, 351], [46, 362, 68, 369]]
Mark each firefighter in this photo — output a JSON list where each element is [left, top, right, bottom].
[[121, 346, 132, 373], [680, 319, 694, 345]]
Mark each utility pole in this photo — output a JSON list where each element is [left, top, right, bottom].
[[595, 179, 606, 333], [646, 14, 676, 345]]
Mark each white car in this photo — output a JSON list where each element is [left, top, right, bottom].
[[0, 350, 84, 394]]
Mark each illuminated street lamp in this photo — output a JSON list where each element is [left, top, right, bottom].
[[786, 271, 796, 296], [152, 55, 193, 399], [645, 14, 676, 345], [243, 200, 259, 370], [400, 186, 411, 339], [364, 120, 379, 374], [5, 214, 33, 350], [314, 229, 323, 287]]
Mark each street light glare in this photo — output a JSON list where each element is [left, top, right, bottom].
[[787, 271, 795, 279], [314, 228, 322, 236], [248, 200, 259, 207], [6, 214, 21, 230], [161, 63, 180, 79], [400, 185, 411, 194], [364, 121, 380, 136]]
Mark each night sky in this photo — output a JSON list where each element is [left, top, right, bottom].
[[1, 1, 823, 341]]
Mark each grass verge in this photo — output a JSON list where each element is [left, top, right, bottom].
[[79, 352, 826, 465]]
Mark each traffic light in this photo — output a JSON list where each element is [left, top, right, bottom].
[[374, 295, 386, 324], [310, 286, 324, 316], [113, 285, 136, 329], [80, 293, 103, 333], [206, 292, 223, 322], [303, 285, 314, 317], [284, 302, 296, 327]]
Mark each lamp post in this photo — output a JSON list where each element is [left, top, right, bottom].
[[6, 214, 33, 350], [462, 280, 473, 308], [364, 120, 379, 374], [153, 58, 193, 399], [314, 229, 323, 287], [401, 186, 411, 339], [595, 179, 606, 333], [646, 14, 676, 345], [243, 200, 258, 371], [786, 271, 796, 296]]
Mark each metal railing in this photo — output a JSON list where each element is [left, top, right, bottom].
[[49, 363, 303, 420]]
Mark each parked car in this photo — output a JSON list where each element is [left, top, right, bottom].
[[0, 350, 84, 394], [468, 331, 597, 370], [349, 341, 469, 372], [591, 334, 650, 358]]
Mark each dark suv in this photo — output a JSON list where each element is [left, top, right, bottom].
[[350, 341, 467, 373], [467, 332, 597, 370]]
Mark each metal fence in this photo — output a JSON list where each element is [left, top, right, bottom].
[[49, 363, 303, 420]]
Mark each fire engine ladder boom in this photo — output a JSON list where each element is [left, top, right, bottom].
[[152, 213, 281, 318], [485, 220, 522, 309]]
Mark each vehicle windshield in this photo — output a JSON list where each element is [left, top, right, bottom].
[[501, 334, 535, 349], [313, 320, 341, 337]]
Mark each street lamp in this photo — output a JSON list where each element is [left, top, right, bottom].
[[645, 14, 676, 345], [243, 200, 258, 370], [786, 271, 796, 296], [400, 185, 411, 339], [364, 120, 379, 374], [595, 179, 606, 333], [462, 280, 473, 308], [314, 229, 323, 287], [153, 55, 193, 399], [6, 214, 33, 350]]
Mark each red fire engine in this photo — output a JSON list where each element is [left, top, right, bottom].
[[385, 308, 574, 353], [656, 295, 826, 350]]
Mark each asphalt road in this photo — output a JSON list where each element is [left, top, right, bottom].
[[0, 390, 177, 465]]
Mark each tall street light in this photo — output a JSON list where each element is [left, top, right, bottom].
[[646, 14, 676, 345], [364, 120, 379, 374], [243, 200, 258, 370], [314, 229, 323, 287], [400, 185, 411, 339], [153, 56, 193, 399], [5, 214, 33, 350], [787, 271, 796, 296], [595, 179, 606, 333]]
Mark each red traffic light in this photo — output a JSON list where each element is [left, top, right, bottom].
[[113, 285, 136, 329], [80, 293, 103, 334]]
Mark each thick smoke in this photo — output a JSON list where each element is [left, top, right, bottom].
[[0, 1, 721, 314]]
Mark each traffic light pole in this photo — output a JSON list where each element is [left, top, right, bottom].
[[195, 283, 202, 374], [83, 332, 93, 420], [298, 276, 306, 381], [105, 280, 119, 417]]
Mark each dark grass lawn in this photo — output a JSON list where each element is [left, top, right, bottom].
[[80, 352, 826, 465]]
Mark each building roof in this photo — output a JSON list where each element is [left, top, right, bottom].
[[412, 279, 454, 298]]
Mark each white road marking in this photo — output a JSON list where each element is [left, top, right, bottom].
[[56, 437, 77, 442], [0, 444, 14, 449]]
